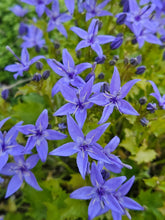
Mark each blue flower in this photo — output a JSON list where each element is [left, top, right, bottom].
[[46, 0, 72, 37], [10, 5, 28, 17], [0, 155, 42, 198], [0, 118, 24, 170], [16, 109, 67, 162], [21, 0, 53, 17], [5, 46, 45, 79], [149, 80, 165, 109], [90, 66, 140, 124], [54, 77, 94, 128], [21, 25, 45, 49], [83, 0, 112, 21], [50, 115, 110, 179], [71, 19, 115, 58], [47, 48, 92, 96], [70, 162, 126, 220]]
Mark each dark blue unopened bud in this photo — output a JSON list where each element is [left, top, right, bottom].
[[113, 55, 119, 61], [110, 34, 123, 50], [132, 38, 137, 45], [1, 89, 9, 100], [47, 124, 52, 129], [101, 83, 109, 93], [139, 97, 147, 105], [36, 61, 43, 70], [33, 73, 42, 82], [140, 117, 149, 127], [124, 57, 129, 65], [130, 58, 138, 66], [136, 66, 146, 75], [101, 169, 110, 181], [76, 50, 81, 59], [54, 40, 60, 49], [160, 35, 165, 43], [42, 70, 50, 80], [19, 22, 28, 35], [98, 72, 104, 79], [58, 123, 67, 131], [85, 72, 95, 82], [109, 60, 116, 65], [95, 55, 106, 64], [35, 45, 40, 53], [146, 103, 157, 113], [116, 13, 127, 24], [120, 0, 129, 12], [98, 20, 103, 30]]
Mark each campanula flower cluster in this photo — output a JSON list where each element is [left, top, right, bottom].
[[2, 0, 165, 219]]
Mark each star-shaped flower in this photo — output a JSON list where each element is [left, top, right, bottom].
[[5, 46, 45, 79], [0, 155, 42, 198], [54, 77, 94, 128], [50, 115, 110, 179], [149, 80, 165, 109], [46, 0, 72, 37], [47, 48, 92, 96], [71, 19, 115, 58], [70, 162, 126, 220], [90, 66, 140, 124], [83, 0, 112, 21], [21, 24, 45, 50], [21, 0, 53, 17], [16, 109, 67, 162]]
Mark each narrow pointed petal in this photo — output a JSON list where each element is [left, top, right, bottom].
[[16, 124, 35, 135], [104, 136, 120, 153], [60, 85, 77, 102], [70, 27, 88, 39], [97, 10, 112, 17], [118, 100, 139, 115], [148, 80, 161, 98], [56, 23, 68, 38], [21, 48, 29, 64], [97, 0, 110, 9], [76, 151, 88, 179], [30, 55, 45, 65], [104, 194, 124, 214], [118, 176, 135, 196], [75, 109, 87, 128], [120, 79, 140, 98], [88, 199, 101, 220], [88, 19, 98, 35], [49, 142, 77, 156], [0, 163, 16, 176], [122, 197, 144, 210], [97, 35, 115, 44], [43, 129, 67, 140], [89, 93, 108, 106], [128, 0, 139, 12], [98, 104, 114, 124], [0, 117, 10, 129], [36, 109, 48, 131], [91, 43, 103, 58], [52, 78, 64, 96], [0, 153, 8, 170], [24, 171, 42, 190], [36, 139, 48, 162], [90, 162, 104, 186], [86, 12, 95, 21], [70, 186, 94, 199], [5, 64, 20, 72], [52, 0, 59, 12], [24, 136, 37, 152], [47, 59, 65, 76], [75, 63, 92, 74], [67, 115, 84, 142], [65, 0, 74, 14], [76, 40, 90, 51], [62, 49, 75, 69], [110, 66, 121, 94], [26, 154, 39, 169], [86, 123, 110, 144], [54, 103, 76, 116], [112, 211, 122, 220], [36, 4, 45, 17], [80, 77, 94, 102], [104, 176, 127, 191], [5, 174, 23, 198]]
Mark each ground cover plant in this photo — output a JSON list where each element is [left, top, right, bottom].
[[0, 0, 165, 219]]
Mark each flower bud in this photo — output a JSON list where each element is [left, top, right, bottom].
[[124, 57, 129, 65], [58, 123, 67, 131], [42, 70, 50, 80], [36, 61, 43, 70], [136, 66, 146, 75], [1, 89, 9, 100], [140, 117, 149, 127], [110, 34, 123, 50], [98, 20, 103, 30], [101, 83, 109, 93], [113, 55, 119, 61], [116, 13, 127, 24], [109, 60, 116, 65], [54, 40, 60, 49], [35, 45, 40, 53], [146, 103, 157, 113], [33, 73, 42, 82], [85, 72, 95, 82], [95, 55, 106, 64], [98, 72, 104, 79], [19, 22, 28, 35], [130, 58, 138, 66], [139, 97, 147, 105], [76, 50, 82, 59], [101, 169, 110, 181]]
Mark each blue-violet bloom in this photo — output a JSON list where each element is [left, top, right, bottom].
[[10, 5, 28, 17]]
